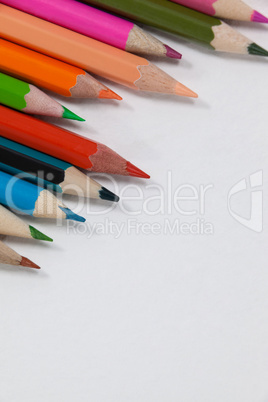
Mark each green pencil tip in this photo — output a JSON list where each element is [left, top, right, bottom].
[[62, 106, 85, 122], [29, 225, 53, 242], [248, 43, 268, 57]]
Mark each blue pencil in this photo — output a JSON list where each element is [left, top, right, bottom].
[[0, 170, 86, 221]]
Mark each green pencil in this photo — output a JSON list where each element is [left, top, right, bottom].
[[0, 72, 85, 121], [84, 0, 268, 56]]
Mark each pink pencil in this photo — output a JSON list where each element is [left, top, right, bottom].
[[169, 0, 268, 23], [2, 0, 181, 59]]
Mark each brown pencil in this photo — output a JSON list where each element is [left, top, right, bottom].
[[0, 240, 40, 269]]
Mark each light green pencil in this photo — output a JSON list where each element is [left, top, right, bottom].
[[0, 72, 85, 121]]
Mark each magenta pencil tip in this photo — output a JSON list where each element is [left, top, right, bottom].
[[164, 45, 182, 59], [251, 10, 268, 23]]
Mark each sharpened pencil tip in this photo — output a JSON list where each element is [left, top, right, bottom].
[[62, 106, 85, 121], [20, 256, 40, 269], [126, 162, 150, 179], [99, 88, 122, 100], [175, 82, 198, 98], [248, 42, 268, 56], [164, 45, 182, 59], [59, 207, 86, 222], [29, 226, 53, 242], [251, 10, 268, 23], [99, 187, 120, 202]]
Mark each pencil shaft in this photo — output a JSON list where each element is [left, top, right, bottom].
[[0, 5, 194, 94], [1, 0, 181, 58], [169, 0, 268, 23], [0, 105, 150, 178], [0, 143, 63, 192]]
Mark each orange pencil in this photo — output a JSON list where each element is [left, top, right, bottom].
[[0, 105, 150, 178], [0, 39, 120, 99], [0, 5, 197, 97]]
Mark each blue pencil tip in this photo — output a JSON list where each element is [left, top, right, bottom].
[[59, 207, 86, 222]]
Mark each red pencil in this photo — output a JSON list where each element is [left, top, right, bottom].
[[0, 106, 150, 178]]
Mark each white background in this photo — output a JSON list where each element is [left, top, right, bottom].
[[1, 1, 268, 400]]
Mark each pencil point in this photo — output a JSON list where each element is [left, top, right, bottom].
[[248, 42, 268, 56], [59, 207, 86, 222], [20, 256, 40, 269], [29, 226, 53, 242], [251, 10, 268, 23], [126, 162, 150, 179], [99, 88, 122, 100], [164, 45, 182, 59], [175, 82, 198, 98], [62, 106, 85, 121], [99, 187, 120, 202]]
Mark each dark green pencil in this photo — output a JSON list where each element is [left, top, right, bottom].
[[83, 0, 268, 56]]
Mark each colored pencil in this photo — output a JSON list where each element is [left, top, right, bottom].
[[0, 204, 53, 241], [0, 136, 120, 202], [2, 0, 182, 59], [0, 169, 86, 221], [169, 0, 268, 23], [83, 0, 268, 56], [0, 105, 150, 178], [0, 72, 84, 120], [0, 240, 40, 269], [0, 39, 121, 99], [0, 6, 197, 97]]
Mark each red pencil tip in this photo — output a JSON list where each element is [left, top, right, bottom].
[[126, 161, 150, 178], [20, 256, 40, 269], [99, 88, 122, 100], [164, 45, 182, 59], [251, 10, 268, 23]]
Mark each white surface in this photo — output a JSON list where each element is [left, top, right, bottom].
[[1, 1, 268, 400]]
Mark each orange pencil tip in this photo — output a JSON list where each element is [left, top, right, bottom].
[[126, 161, 150, 179], [99, 88, 122, 100], [175, 83, 198, 98], [20, 256, 40, 269]]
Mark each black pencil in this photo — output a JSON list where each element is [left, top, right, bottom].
[[0, 137, 119, 202]]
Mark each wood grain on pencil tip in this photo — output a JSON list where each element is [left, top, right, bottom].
[[1, 0, 181, 59], [0, 39, 121, 99], [0, 240, 40, 269], [0, 6, 196, 97], [0, 105, 150, 179], [170, 0, 268, 23], [83, 0, 268, 56]]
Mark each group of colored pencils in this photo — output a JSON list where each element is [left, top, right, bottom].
[[0, 0, 267, 269]]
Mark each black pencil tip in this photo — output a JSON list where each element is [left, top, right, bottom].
[[99, 187, 120, 202]]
